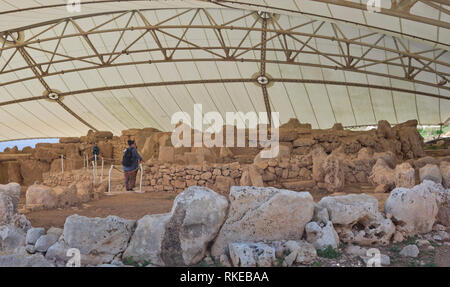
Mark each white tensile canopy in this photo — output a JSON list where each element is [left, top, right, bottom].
[[0, 0, 448, 141]]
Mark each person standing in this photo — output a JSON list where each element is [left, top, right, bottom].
[[122, 140, 143, 191], [92, 143, 100, 162]]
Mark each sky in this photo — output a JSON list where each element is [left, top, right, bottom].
[[0, 138, 60, 152]]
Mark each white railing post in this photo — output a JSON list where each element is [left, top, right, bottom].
[[92, 161, 96, 186], [108, 165, 114, 194], [61, 155, 64, 174], [101, 157, 104, 184], [138, 164, 144, 193]]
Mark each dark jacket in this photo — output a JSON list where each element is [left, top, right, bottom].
[[123, 147, 143, 171]]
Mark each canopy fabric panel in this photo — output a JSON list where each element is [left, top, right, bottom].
[[0, 1, 449, 141]]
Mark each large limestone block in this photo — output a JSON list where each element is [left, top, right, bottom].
[[0, 253, 54, 267], [124, 186, 228, 266], [158, 146, 174, 162], [25, 185, 58, 210], [321, 154, 345, 193], [228, 242, 276, 267], [54, 184, 79, 207], [211, 186, 314, 257], [0, 183, 20, 209], [305, 221, 339, 250], [394, 162, 415, 188], [385, 181, 440, 236], [0, 225, 26, 253], [63, 215, 136, 264], [122, 213, 171, 266], [319, 194, 394, 245], [441, 161, 450, 188], [319, 194, 379, 225], [19, 160, 50, 186], [419, 164, 442, 184], [369, 159, 395, 188]]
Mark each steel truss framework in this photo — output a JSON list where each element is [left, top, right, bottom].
[[0, 6, 449, 133], [215, 0, 450, 30]]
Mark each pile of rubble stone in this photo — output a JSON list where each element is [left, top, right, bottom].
[[0, 178, 448, 267]]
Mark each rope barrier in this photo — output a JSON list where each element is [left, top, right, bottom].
[[108, 164, 144, 194], [49, 154, 145, 194]]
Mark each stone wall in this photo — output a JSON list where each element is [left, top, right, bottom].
[[0, 119, 425, 187]]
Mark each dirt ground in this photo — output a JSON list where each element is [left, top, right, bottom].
[[23, 191, 177, 229]]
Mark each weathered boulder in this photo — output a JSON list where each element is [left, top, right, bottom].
[[423, 181, 450, 227], [320, 154, 344, 193], [385, 181, 440, 236], [440, 161, 450, 188], [369, 159, 395, 189], [419, 164, 442, 184], [211, 186, 314, 257], [0, 183, 20, 209], [54, 184, 79, 207], [228, 242, 275, 267], [399, 245, 419, 258], [276, 240, 317, 266], [373, 151, 397, 169], [305, 221, 339, 250], [415, 156, 438, 169], [336, 212, 395, 246], [25, 185, 58, 210], [122, 213, 170, 266], [26, 228, 45, 245], [124, 186, 228, 266], [63, 215, 136, 264], [319, 194, 394, 245], [0, 185, 30, 231], [311, 146, 327, 182], [213, 176, 235, 194], [0, 253, 54, 267], [248, 165, 264, 187], [75, 181, 94, 203], [34, 146, 59, 163], [19, 159, 50, 186], [0, 191, 18, 226], [393, 120, 424, 159], [35, 233, 59, 253], [0, 225, 26, 253], [376, 120, 393, 139], [394, 162, 415, 188], [319, 194, 379, 225]]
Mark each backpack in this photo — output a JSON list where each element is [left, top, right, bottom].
[[122, 148, 134, 167]]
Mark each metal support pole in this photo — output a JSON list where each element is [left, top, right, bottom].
[[61, 155, 64, 174]]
